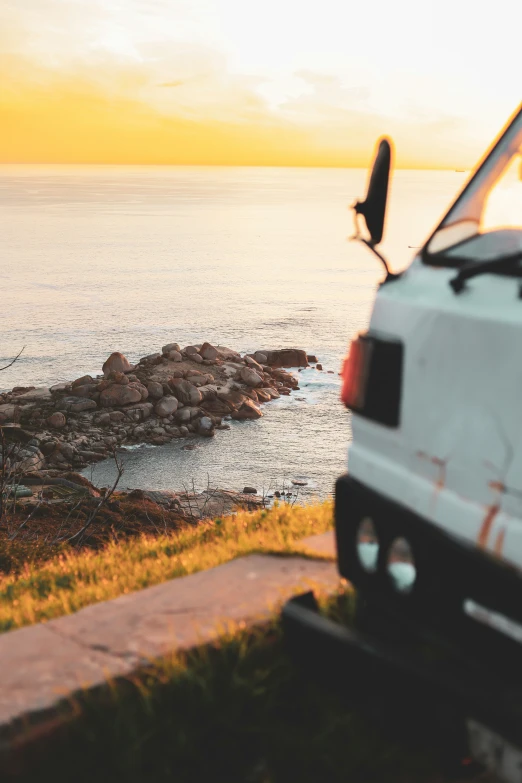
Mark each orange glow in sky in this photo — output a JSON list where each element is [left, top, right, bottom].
[[1, 0, 519, 168]]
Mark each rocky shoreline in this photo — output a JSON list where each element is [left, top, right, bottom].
[[0, 342, 318, 483]]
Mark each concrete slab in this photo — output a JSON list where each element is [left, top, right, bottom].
[[301, 531, 336, 558], [0, 624, 127, 729], [0, 554, 339, 737]]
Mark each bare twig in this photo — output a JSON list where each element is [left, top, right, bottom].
[[66, 451, 124, 545], [0, 346, 25, 372]]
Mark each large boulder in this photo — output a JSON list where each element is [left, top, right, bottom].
[[256, 388, 272, 403], [231, 400, 263, 420], [50, 382, 69, 393], [245, 355, 263, 372], [155, 396, 179, 417], [71, 384, 97, 398], [62, 397, 97, 413], [239, 367, 263, 387], [129, 382, 148, 401], [200, 398, 233, 417], [0, 404, 20, 423], [169, 379, 202, 407], [265, 388, 280, 399], [102, 352, 132, 377], [16, 387, 52, 403], [255, 349, 308, 368], [146, 381, 164, 400], [72, 375, 94, 388], [199, 342, 218, 361], [100, 384, 141, 408], [217, 389, 248, 409]]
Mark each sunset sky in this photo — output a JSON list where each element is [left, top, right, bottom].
[[1, 0, 519, 168]]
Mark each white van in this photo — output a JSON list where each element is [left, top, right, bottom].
[[284, 103, 522, 782]]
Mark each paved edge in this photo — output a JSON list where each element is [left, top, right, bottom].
[[0, 546, 339, 748]]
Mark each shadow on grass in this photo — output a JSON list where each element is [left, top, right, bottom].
[[2, 591, 447, 783]]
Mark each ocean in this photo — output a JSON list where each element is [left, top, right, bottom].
[[0, 164, 466, 499]]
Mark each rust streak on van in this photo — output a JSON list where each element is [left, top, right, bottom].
[[489, 480, 505, 493], [478, 505, 500, 549], [494, 527, 506, 556]]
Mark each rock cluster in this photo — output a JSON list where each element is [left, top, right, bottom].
[[0, 342, 309, 479]]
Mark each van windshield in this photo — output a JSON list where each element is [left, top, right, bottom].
[[424, 105, 522, 267]]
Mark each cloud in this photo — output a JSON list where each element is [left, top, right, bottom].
[[0, 0, 500, 167]]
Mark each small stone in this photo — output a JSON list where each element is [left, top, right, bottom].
[[141, 352, 162, 364], [243, 486, 257, 494], [175, 408, 191, 424], [184, 345, 199, 356], [162, 342, 181, 355], [191, 354, 203, 364], [307, 355, 318, 363], [168, 350, 182, 362], [197, 416, 214, 436], [41, 441, 57, 457], [316, 363, 323, 371], [108, 371, 129, 385], [109, 411, 126, 422], [46, 412, 66, 429]]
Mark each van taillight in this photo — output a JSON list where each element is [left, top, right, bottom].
[[341, 335, 373, 410], [341, 332, 403, 428]]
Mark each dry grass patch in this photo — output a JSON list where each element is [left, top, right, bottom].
[[0, 500, 333, 632]]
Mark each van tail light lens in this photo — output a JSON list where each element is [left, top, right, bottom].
[[341, 331, 404, 428], [341, 335, 373, 409]]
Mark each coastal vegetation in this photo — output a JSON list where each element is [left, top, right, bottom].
[[0, 500, 333, 632]]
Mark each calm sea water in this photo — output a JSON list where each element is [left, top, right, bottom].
[[0, 165, 466, 499]]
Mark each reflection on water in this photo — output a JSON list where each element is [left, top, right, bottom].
[[0, 166, 467, 496]]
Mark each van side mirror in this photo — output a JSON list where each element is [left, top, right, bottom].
[[354, 138, 392, 246]]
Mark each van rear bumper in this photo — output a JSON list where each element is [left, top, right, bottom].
[[282, 474, 522, 761]]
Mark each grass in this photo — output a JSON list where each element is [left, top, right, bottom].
[[0, 500, 334, 633], [2, 591, 450, 783]]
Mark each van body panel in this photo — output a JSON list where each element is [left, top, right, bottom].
[[348, 259, 522, 569]]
